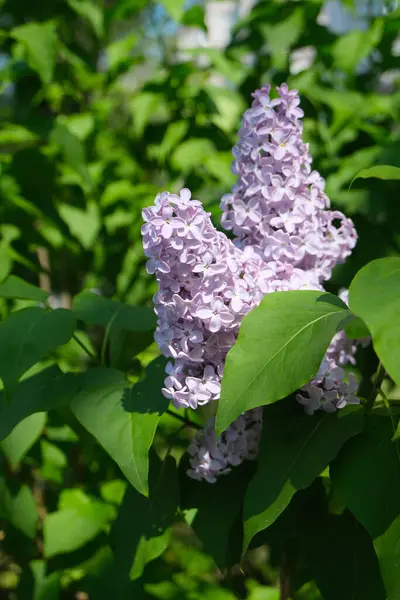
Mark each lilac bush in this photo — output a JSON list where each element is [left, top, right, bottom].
[[142, 83, 361, 482]]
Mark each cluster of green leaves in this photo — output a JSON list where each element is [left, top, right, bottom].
[[1, 0, 400, 598]]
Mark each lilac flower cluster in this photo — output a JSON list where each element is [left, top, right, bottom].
[[142, 188, 272, 411], [187, 408, 263, 484], [220, 83, 357, 286], [142, 83, 360, 483]]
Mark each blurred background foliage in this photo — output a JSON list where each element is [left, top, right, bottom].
[[0, 0, 399, 598]]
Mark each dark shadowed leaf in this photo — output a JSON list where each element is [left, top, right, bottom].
[[216, 291, 349, 434], [180, 458, 254, 569], [349, 258, 400, 385], [0, 366, 82, 441], [243, 399, 363, 552], [0, 275, 49, 302], [72, 290, 156, 331], [73, 291, 156, 365], [0, 308, 76, 395], [110, 453, 179, 580], [331, 416, 400, 600]]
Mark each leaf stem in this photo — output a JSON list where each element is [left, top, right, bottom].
[[72, 333, 97, 362], [166, 409, 202, 430], [366, 361, 385, 412]]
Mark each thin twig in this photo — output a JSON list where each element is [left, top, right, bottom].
[[166, 409, 202, 430], [279, 551, 292, 600], [72, 333, 98, 362], [366, 361, 385, 412]]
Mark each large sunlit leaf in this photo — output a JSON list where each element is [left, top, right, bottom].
[[216, 291, 349, 434], [0, 308, 76, 396], [331, 416, 400, 600], [349, 258, 400, 385], [243, 399, 363, 552], [70, 362, 167, 496]]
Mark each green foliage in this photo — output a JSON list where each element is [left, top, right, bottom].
[[349, 258, 400, 385], [44, 489, 113, 558], [0, 308, 76, 395], [217, 291, 349, 433], [0, 0, 400, 597], [331, 417, 400, 599], [0, 412, 46, 468], [243, 400, 363, 551], [111, 453, 179, 580]]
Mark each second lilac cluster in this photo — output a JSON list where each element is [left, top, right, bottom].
[[220, 83, 357, 285]]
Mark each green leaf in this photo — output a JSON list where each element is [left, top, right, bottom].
[[50, 123, 93, 192], [73, 290, 156, 331], [70, 364, 167, 496], [0, 478, 38, 538], [43, 489, 112, 558], [27, 560, 60, 600], [159, 0, 186, 21], [122, 357, 169, 496], [182, 5, 207, 31], [298, 499, 385, 599], [262, 8, 304, 69], [181, 461, 254, 569], [130, 93, 162, 139], [72, 290, 156, 365], [0, 307, 76, 395], [349, 258, 400, 385], [58, 201, 101, 249], [106, 34, 137, 72], [332, 20, 383, 74], [351, 165, 400, 187], [0, 275, 49, 302], [375, 518, 400, 600], [171, 138, 216, 173], [67, 0, 104, 38], [243, 400, 363, 552], [216, 291, 349, 434], [331, 416, 400, 600], [12, 21, 57, 84], [344, 316, 370, 340], [110, 453, 179, 580], [0, 366, 82, 441], [0, 412, 46, 468]]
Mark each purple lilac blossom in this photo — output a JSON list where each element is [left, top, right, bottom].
[[220, 83, 357, 285], [142, 83, 361, 483]]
